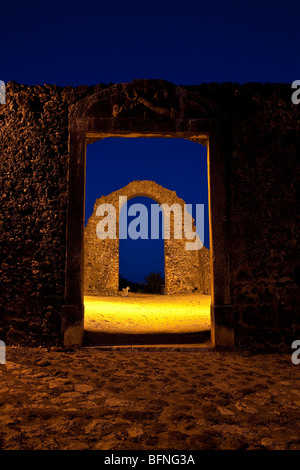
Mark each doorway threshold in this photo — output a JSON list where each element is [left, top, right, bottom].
[[83, 329, 211, 346], [83, 341, 213, 351]]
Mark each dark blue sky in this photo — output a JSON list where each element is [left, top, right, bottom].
[[119, 197, 165, 283], [1, 0, 299, 86], [2, 0, 299, 282]]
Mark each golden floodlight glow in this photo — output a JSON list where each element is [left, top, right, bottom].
[[84, 293, 211, 335]]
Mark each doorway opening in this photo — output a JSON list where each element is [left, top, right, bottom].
[[83, 138, 211, 345], [63, 80, 235, 349]]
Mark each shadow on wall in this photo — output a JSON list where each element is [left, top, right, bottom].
[[84, 330, 211, 346]]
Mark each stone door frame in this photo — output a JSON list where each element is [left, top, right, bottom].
[[62, 86, 234, 348]]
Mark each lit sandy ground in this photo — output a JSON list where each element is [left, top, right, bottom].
[[84, 293, 211, 334]]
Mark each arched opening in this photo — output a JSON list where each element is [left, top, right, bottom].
[[119, 196, 165, 292]]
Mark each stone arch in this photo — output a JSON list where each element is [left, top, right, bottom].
[[84, 180, 211, 295]]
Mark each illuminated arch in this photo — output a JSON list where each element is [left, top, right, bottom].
[[84, 180, 210, 295]]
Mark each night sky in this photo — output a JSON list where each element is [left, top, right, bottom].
[[2, 0, 299, 283]]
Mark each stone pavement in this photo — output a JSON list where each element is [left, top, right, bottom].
[[0, 346, 299, 450]]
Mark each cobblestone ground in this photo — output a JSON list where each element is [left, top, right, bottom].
[[0, 346, 300, 450]]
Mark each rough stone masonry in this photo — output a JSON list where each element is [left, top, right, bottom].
[[0, 79, 299, 350]]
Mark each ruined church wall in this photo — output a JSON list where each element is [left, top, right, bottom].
[[0, 82, 106, 344], [84, 180, 211, 295], [228, 84, 300, 350], [0, 80, 299, 350]]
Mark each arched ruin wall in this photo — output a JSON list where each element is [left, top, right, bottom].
[[84, 180, 211, 295]]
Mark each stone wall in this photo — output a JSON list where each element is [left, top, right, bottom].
[[0, 82, 107, 345], [0, 80, 299, 350], [84, 180, 211, 295], [228, 84, 300, 350]]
